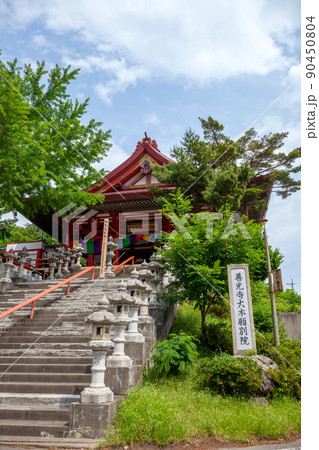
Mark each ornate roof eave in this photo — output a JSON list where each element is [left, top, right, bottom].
[[88, 136, 175, 195]]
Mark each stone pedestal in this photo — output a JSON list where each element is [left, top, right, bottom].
[[125, 341, 145, 366], [105, 365, 143, 395], [69, 398, 121, 439]]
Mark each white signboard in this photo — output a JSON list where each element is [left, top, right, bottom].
[[227, 264, 256, 355]]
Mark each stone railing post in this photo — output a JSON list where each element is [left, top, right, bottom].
[[81, 310, 117, 404]]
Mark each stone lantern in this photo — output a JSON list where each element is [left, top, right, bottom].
[[148, 254, 163, 305], [55, 250, 64, 279], [69, 247, 78, 272], [136, 262, 154, 322], [74, 245, 84, 270], [62, 249, 72, 277], [105, 241, 116, 278], [81, 310, 117, 404], [0, 249, 15, 292], [17, 246, 30, 280], [107, 283, 135, 368], [125, 268, 145, 342], [47, 254, 58, 280]]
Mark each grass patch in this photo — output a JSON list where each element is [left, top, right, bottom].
[[99, 376, 300, 447]]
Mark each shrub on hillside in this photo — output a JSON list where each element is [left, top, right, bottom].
[[251, 282, 301, 333], [255, 334, 301, 370], [201, 318, 233, 354], [268, 366, 301, 400], [150, 333, 199, 376], [195, 353, 263, 398]]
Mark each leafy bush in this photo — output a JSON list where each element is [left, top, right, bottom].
[[269, 367, 301, 400], [151, 333, 199, 375], [275, 289, 301, 312], [202, 318, 233, 354], [195, 353, 263, 398], [255, 334, 301, 370], [251, 282, 301, 333]]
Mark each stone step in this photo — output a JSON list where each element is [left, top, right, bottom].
[[0, 342, 89, 350], [0, 348, 92, 357], [0, 381, 87, 394], [0, 335, 90, 343], [0, 418, 68, 437], [0, 393, 80, 408], [0, 435, 100, 448], [0, 356, 92, 365], [0, 372, 91, 383], [0, 363, 91, 374], [0, 406, 70, 421]]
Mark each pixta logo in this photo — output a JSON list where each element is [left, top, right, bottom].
[[167, 212, 251, 240], [52, 203, 98, 245]]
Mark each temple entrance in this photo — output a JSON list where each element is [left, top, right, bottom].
[[118, 241, 155, 264]]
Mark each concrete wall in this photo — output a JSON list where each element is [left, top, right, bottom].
[[278, 312, 301, 342]]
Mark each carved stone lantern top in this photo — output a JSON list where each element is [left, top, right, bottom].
[[148, 253, 163, 270], [108, 282, 135, 305], [84, 310, 118, 326], [126, 268, 146, 291]]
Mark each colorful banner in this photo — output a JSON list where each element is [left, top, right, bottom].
[[98, 234, 164, 251]]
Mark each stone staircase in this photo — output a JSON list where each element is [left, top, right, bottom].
[[0, 264, 176, 447], [0, 271, 103, 445]]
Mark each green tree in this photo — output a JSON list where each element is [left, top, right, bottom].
[[159, 191, 283, 340], [152, 117, 300, 219], [0, 223, 59, 248], [0, 53, 111, 226]]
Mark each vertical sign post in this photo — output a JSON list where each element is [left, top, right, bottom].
[[227, 264, 257, 355], [272, 269, 283, 292], [99, 219, 109, 279]]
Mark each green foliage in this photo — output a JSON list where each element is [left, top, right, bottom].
[[251, 282, 301, 333], [159, 193, 283, 337], [99, 377, 301, 447], [195, 354, 263, 398], [0, 223, 59, 247], [152, 116, 300, 219], [202, 319, 233, 354], [275, 289, 301, 312], [257, 336, 301, 371], [150, 333, 199, 375], [171, 304, 204, 340], [269, 367, 301, 400], [0, 52, 111, 222]]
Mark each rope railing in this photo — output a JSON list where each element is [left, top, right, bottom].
[[0, 266, 95, 321]]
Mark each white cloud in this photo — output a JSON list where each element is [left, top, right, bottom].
[[93, 142, 130, 173], [144, 112, 161, 126], [32, 34, 47, 47], [1, 0, 300, 102]]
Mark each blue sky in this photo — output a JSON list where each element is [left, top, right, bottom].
[[1, 0, 301, 292]]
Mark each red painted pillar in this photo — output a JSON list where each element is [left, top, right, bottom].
[[88, 254, 94, 266]]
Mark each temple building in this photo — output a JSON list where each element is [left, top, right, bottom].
[[27, 134, 271, 266], [29, 135, 178, 265]]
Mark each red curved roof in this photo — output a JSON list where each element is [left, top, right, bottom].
[[88, 136, 175, 198]]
